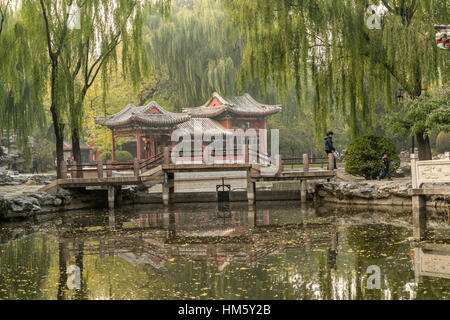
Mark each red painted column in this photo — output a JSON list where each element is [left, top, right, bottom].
[[111, 132, 116, 162], [136, 131, 141, 161]]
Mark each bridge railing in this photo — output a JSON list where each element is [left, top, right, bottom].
[[62, 153, 165, 179], [160, 146, 335, 172], [411, 152, 450, 188]]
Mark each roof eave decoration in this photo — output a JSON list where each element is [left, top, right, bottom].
[[95, 101, 191, 128], [183, 92, 282, 118]]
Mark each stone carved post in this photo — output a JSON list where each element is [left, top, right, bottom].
[[106, 160, 113, 178], [303, 153, 309, 172], [411, 153, 419, 189], [275, 154, 283, 176], [71, 161, 77, 178], [61, 161, 68, 179], [244, 143, 249, 164], [327, 153, 335, 171], [133, 158, 140, 177], [164, 147, 170, 166], [97, 160, 103, 178]]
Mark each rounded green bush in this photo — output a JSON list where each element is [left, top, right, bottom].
[[115, 151, 134, 161], [436, 132, 450, 153], [99, 152, 112, 162], [345, 134, 400, 179], [100, 151, 134, 162]]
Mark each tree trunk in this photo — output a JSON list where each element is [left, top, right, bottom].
[[71, 127, 83, 178], [51, 107, 65, 179], [416, 133, 432, 161]]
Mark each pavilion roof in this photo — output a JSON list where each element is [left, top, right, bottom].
[[183, 92, 282, 118], [176, 118, 230, 135], [94, 102, 190, 129]]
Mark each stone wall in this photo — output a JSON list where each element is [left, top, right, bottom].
[[313, 181, 449, 208]]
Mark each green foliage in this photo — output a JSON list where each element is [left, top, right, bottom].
[[0, 1, 46, 153], [99, 152, 112, 162], [115, 151, 134, 162], [384, 85, 450, 138], [436, 132, 450, 153], [144, 0, 242, 110], [223, 0, 449, 147], [99, 151, 133, 162], [345, 134, 399, 179], [33, 138, 55, 173]]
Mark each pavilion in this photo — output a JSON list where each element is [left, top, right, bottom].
[[94, 93, 282, 161]]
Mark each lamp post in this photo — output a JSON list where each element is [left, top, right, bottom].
[[396, 88, 404, 104]]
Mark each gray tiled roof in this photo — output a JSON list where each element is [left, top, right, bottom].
[[176, 118, 230, 134], [94, 102, 190, 128], [183, 92, 282, 118]]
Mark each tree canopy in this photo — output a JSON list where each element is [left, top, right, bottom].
[[223, 0, 449, 158]]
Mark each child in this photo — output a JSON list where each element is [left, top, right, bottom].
[[378, 153, 392, 180]]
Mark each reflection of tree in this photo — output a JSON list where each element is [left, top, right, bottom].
[[0, 236, 51, 299], [416, 277, 450, 300], [347, 225, 402, 260]]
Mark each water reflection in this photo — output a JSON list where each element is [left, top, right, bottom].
[[0, 202, 449, 300]]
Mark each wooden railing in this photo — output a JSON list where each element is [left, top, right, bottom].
[[161, 146, 335, 172], [60, 147, 336, 180], [62, 153, 165, 179]]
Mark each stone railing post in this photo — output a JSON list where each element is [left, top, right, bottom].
[[327, 153, 334, 171], [133, 158, 140, 177], [97, 160, 104, 178], [411, 153, 419, 188], [244, 143, 249, 164], [164, 147, 170, 165], [106, 160, 113, 178], [303, 153, 309, 172], [61, 160, 68, 179], [275, 154, 283, 176], [72, 161, 77, 178]]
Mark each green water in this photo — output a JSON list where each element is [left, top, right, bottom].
[[0, 202, 449, 300]]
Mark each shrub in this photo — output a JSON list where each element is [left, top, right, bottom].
[[115, 151, 134, 161], [99, 151, 134, 162], [436, 132, 450, 153], [99, 152, 112, 162], [345, 134, 400, 179]]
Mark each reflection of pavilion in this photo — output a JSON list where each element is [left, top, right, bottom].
[[414, 242, 450, 283], [54, 204, 339, 294]]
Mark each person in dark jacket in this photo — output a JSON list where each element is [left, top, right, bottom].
[[31, 157, 38, 174], [324, 131, 337, 169], [378, 153, 392, 180]]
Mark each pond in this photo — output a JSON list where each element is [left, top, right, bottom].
[[0, 202, 449, 300]]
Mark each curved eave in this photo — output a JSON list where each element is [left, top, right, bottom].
[[188, 106, 282, 118], [94, 115, 190, 128]]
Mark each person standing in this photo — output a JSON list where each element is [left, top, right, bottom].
[[324, 131, 337, 169], [31, 157, 38, 174], [378, 153, 392, 180]]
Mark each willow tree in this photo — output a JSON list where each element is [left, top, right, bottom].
[[21, 0, 170, 178], [0, 1, 46, 161], [60, 1, 170, 177], [223, 0, 449, 160], [144, 0, 243, 110]]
